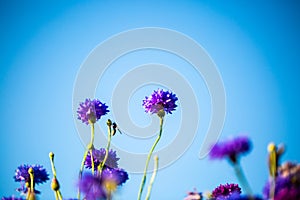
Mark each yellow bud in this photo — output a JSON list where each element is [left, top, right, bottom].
[[49, 152, 54, 159], [268, 142, 276, 152], [51, 178, 60, 191]]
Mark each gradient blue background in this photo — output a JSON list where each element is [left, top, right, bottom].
[[1, 0, 299, 199]]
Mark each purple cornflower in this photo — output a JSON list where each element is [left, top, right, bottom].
[[78, 173, 106, 200], [14, 164, 49, 184], [212, 183, 241, 199], [101, 167, 129, 186], [209, 136, 252, 163], [85, 148, 119, 169], [142, 89, 178, 115], [78, 168, 128, 199], [77, 98, 109, 124], [262, 175, 300, 200]]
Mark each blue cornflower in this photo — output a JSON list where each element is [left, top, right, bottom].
[[14, 164, 49, 184], [77, 99, 109, 124], [142, 89, 178, 115], [85, 148, 119, 169], [209, 136, 252, 163], [212, 183, 241, 200]]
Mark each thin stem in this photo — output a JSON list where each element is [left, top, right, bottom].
[[54, 191, 59, 200], [77, 123, 95, 199], [233, 162, 253, 196], [98, 122, 112, 175], [137, 117, 164, 200], [57, 190, 63, 200], [145, 155, 159, 200], [90, 149, 95, 175], [269, 177, 275, 200], [77, 150, 89, 199]]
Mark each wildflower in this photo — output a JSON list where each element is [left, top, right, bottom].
[[85, 148, 119, 169], [142, 89, 178, 115], [77, 98, 109, 124], [101, 167, 129, 186], [78, 173, 106, 200], [14, 164, 49, 184], [211, 183, 241, 199], [263, 175, 300, 200], [78, 168, 128, 200], [209, 136, 251, 163]]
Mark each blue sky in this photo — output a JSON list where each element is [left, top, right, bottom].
[[1, 1, 300, 199]]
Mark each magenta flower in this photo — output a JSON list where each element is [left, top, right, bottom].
[[209, 136, 252, 163], [142, 89, 178, 115], [77, 98, 109, 124], [85, 148, 119, 169], [212, 183, 241, 200]]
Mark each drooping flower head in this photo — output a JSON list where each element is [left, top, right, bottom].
[[211, 183, 241, 200], [142, 89, 178, 115], [85, 148, 120, 169], [77, 98, 109, 124], [209, 136, 252, 163]]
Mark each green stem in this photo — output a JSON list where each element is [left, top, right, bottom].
[[98, 122, 112, 175], [145, 155, 159, 200], [137, 117, 164, 200], [233, 162, 253, 196], [54, 191, 59, 200], [77, 123, 95, 199], [77, 150, 89, 199]]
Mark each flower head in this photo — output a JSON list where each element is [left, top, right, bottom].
[[77, 98, 109, 124], [212, 183, 241, 199], [263, 175, 300, 200], [101, 167, 129, 186], [209, 136, 252, 163], [142, 89, 178, 115], [14, 164, 49, 184], [85, 148, 119, 169], [78, 168, 128, 200], [78, 173, 106, 200]]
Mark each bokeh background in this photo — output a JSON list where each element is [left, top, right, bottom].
[[1, 0, 299, 199]]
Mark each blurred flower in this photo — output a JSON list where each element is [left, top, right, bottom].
[[209, 136, 252, 163], [184, 189, 202, 200], [14, 164, 49, 184], [78, 173, 106, 200], [1, 197, 24, 200], [79, 168, 128, 200], [263, 175, 300, 200], [77, 98, 109, 124], [85, 148, 119, 169], [211, 183, 241, 199], [279, 162, 300, 183], [226, 192, 262, 200], [142, 89, 178, 115], [102, 167, 129, 186]]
